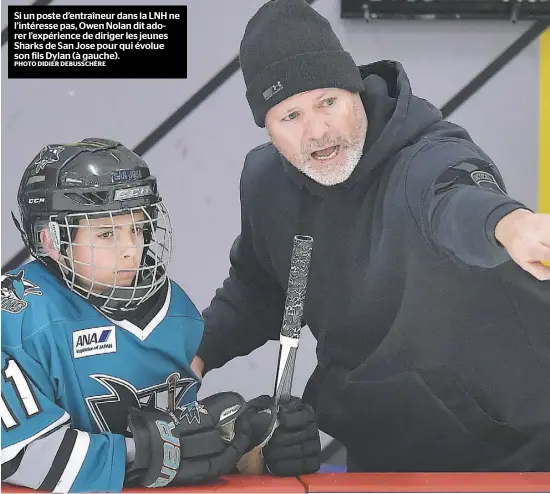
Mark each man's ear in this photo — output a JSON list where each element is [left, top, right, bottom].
[[40, 227, 60, 262]]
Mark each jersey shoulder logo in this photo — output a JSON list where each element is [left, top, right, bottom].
[[1, 271, 42, 314], [86, 372, 197, 434]]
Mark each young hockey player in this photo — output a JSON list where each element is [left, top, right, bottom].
[[1, 138, 321, 492]]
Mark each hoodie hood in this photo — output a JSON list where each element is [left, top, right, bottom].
[[281, 61, 443, 196]]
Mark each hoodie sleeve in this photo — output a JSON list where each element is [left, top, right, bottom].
[[404, 137, 530, 269], [197, 153, 287, 374]]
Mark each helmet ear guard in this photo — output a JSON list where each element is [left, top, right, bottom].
[[10, 210, 63, 259], [48, 220, 62, 252]]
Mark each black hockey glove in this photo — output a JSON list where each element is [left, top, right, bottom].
[[126, 392, 254, 487], [245, 395, 321, 476]]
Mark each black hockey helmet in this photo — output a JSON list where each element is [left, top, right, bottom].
[[14, 138, 173, 313]]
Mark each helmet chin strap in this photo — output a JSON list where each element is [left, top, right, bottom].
[[11, 211, 32, 254]]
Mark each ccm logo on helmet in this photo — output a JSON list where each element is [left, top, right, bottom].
[[28, 198, 45, 204], [114, 185, 153, 201]]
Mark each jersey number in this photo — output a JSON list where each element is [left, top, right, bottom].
[[1, 359, 41, 430]]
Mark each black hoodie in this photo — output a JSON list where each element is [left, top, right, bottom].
[[198, 61, 550, 471]]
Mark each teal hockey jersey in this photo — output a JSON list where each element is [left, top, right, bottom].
[[1, 261, 203, 492]]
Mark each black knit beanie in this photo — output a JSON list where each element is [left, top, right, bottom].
[[240, 0, 365, 128]]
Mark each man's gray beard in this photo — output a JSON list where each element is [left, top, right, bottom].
[[295, 140, 364, 186]]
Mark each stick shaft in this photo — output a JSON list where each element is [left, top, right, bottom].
[[274, 235, 314, 404], [274, 345, 298, 403]]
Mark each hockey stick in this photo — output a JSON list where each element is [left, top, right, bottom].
[[167, 372, 179, 412], [236, 234, 314, 475], [274, 234, 314, 405]]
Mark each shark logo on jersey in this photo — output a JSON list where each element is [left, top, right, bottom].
[[179, 401, 208, 425], [33, 145, 65, 173], [1, 271, 43, 314], [86, 373, 197, 434]]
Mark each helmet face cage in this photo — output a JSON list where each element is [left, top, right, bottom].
[[47, 201, 172, 313], [14, 138, 174, 313]]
